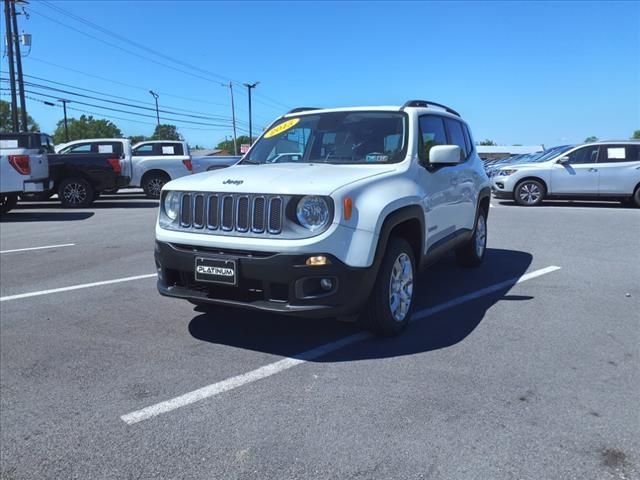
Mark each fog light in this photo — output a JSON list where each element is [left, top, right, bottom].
[[320, 278, 333, 290], [306, 255, 328, 266]]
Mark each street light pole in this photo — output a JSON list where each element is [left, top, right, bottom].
[[225, 82, 238, 155], [149, 90, 160, 125], [243, 81, 259, 144], [59, 99, 69, 142], [3, 0, 19, 131]]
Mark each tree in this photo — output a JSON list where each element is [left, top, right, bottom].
[[52, 115, 122, 144], [0, 100, 40, 133], [632, 130, 640, 140], [216, 135, 251, 154], [584, 136, 598, 143], [128, 135, 148, 144], [151, 124, 182, 141], [477, 139, 497, 146]]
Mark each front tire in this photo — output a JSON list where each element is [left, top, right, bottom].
[[364, 237, 415, 336], [514, 179, 545, 206], [142, 173, 169, 199], [0, 193, 18, 214], [633, 186, 640, 208], [58, 178, 94, 208], [456, 209, 487, 267]]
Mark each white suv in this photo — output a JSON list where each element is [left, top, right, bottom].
[[155, 101, 491, 335], [492, 141, 640, 207]]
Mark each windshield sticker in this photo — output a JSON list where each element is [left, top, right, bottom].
[[365, 153, 389, 163], [264, 118, 300, 139], [0, 140, 19, 149]]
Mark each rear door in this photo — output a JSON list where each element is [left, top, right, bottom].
[[550, 145, 600, 194], [597, 144, 640, 195]]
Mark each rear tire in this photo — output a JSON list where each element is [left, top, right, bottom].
[[456, 209, 488, 267], [0, 193, 18, 214], [142, 172, 169, 199], [634, 186, 640, 208], [58, 178, 94, 208], [364, 237, 415, 336], [514, 179, 545, 206]]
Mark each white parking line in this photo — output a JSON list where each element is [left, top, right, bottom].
[[121, 264, 561, 425], [0, 243, 76, 254], [0, 273, 157, 302]]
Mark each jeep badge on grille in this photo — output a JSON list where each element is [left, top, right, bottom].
[[223, 179, 243, 185]]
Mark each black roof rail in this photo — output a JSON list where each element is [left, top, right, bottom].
[[401, 100, 460, 117], [286, 107, 320, 114]]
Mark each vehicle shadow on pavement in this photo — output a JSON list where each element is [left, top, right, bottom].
[[14, 201, 159, 210], [0, 211, 95, 222], [188, 248, 533, 361], [497, 200, 629, 208]]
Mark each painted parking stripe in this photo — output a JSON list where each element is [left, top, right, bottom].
[[0, 243, 76, 254], [0, 273, 157, 302], [121, 264, 561, 425]]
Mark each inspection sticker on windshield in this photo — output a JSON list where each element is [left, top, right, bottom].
[[264, 118, 300, 138]]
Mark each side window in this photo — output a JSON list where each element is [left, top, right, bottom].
[[599, 145, 639, 163], [418, 115, 447, 161], [567, 145, 599, 164], [133, 144, 154, 155], [160, 143, 183, 155], [67, 143, 92, 153], [444, 118, 468, 161], [463, 124, 473, 155]]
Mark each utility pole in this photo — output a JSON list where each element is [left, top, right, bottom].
[[59, 99, 69, 142], [243, 81, 259, 144], [225, 82, 238, 155], [10, 0, 28, 132], [3, 0, 19, 132], [149, 90, 160, 125]]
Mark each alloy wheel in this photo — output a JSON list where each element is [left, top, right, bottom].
[[388, 253, 413, 322]]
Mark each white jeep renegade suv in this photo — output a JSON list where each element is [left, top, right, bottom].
[[155, 101, 491, 335]]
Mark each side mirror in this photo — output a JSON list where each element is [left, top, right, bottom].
[[429, 145, 461, 165], [557, 156, 570, 164]]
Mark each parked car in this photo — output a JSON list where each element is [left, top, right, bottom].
[[0, 132, 52, 214], [130, 141, 193, 198], [56, 138, 194, 199], [154, 100, 491, 336], [191, 155, 241, 175], [492, 141, 640, 206]]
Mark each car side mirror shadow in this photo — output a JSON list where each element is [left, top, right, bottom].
[[429, 145, 462, 165]]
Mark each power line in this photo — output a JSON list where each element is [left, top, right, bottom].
[[26, 5, 292, 113]]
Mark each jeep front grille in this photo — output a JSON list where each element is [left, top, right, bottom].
[[177, 192, 284, 236]]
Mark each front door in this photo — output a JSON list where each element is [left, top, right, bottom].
[[551, 145, 600, 195]]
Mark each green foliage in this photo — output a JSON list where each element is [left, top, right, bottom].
[[632, 130, 640, 140], [584, 136, 599, 143], [128, 135, 148, 144], [0, 100, 40, 133], [151, 124, 182, 141], [478, 139, 497, 146], [216, 135, 251, 154], [52, 115, 122, 144]]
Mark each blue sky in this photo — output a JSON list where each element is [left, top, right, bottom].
[[1, 1, 638, 147]]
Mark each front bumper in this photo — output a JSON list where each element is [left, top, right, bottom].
[[155, 241, 377, 318], [491, 176, 515, 199]]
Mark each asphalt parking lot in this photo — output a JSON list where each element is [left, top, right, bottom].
[[1, 192, 638, 480]]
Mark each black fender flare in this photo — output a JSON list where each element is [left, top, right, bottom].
[[372, 204, 425, 271]]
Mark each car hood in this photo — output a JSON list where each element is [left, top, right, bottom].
[[501, 162, 544, 170], [164, 162, 398, 195]]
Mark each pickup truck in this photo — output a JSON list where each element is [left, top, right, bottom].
[[1, 132, 52, 214], [191, 155, 241, 174], [155, 100, 491, 336], [56, 139, 194, 198]]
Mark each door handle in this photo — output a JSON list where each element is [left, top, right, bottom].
[[588, 168, 598, 172]]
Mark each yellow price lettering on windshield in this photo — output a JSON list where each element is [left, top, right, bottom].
[[264, 118, 300, 139]]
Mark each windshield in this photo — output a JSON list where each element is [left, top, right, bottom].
[[244, 111, 408, 165], [531, 145, 574, 162]]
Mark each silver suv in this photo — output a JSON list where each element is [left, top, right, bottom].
[[491, 141, 640, 207]]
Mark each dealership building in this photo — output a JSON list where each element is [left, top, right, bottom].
[[476, 145, 544, 161]]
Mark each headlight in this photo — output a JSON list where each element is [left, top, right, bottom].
[[163, 191, 180, 220], [296, 196, 329, 231], [499, 169, 517, 176]]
